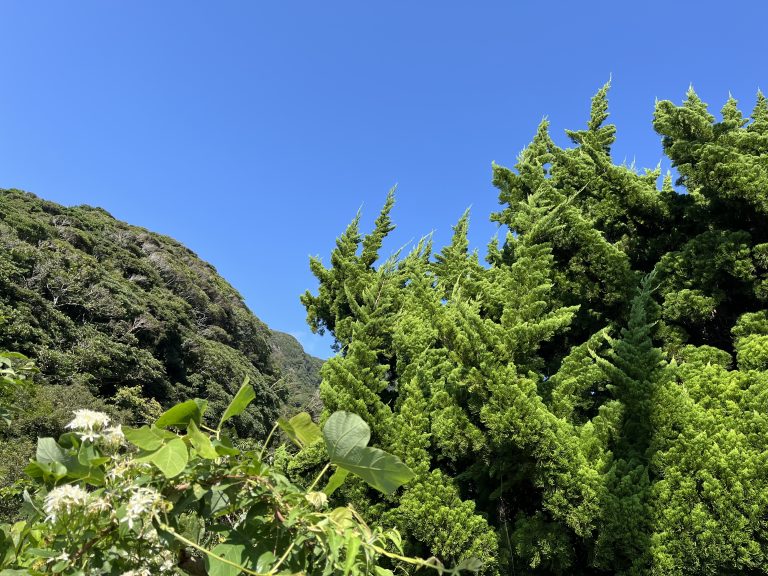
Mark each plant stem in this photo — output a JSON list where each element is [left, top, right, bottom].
[[201, 424, 220, 441], [257, 421, 280, 461], [307, 463, 331, 492], [268, 540, 296, 575], [159, 522, 267, 576]]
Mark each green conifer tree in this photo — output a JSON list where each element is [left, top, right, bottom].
[[302, 85, 768, 575]]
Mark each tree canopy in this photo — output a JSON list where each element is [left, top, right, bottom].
[[301, 84, 768, 575]]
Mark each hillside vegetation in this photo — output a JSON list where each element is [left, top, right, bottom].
[[0, 190, 321, 479]]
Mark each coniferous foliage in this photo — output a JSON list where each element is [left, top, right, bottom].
[[302, 84, 768, 574]]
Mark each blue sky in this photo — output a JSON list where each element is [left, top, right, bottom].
[[1, 2, 765, 358]]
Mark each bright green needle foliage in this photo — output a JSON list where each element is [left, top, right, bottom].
[[303, 85, 768, 574]]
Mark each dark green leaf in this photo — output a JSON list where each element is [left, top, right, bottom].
[[256, 551, 276, 573], [323, 467, 349, 496], [155, 399, 207, 429]]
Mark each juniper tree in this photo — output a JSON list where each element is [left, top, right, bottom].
[[302, 85, 768, 575]]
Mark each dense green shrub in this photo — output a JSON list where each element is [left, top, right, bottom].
[[301, 85, 768, 574], [1, 378, 476, 575]]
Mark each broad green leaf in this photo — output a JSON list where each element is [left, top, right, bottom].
[[124, 426, 169, 451], [138, 438, 188, 478], [323, 411, 370, 461], [289, 412, 321, 446], [256, 551, 276, 573], [218, 378, 255, 429], [207, 485, 232, 515], [77, 442, 96, 466], [344, 535, 361, 575], [206, 542, 247, 576], [334, 446, 415, 495], [323, 411, 415, 495], [276, 417, 296, 444], [212, 439, 240, 457], [49, 461, 68, 481], [278, 412, 321, 448], [323, 467, 349, 496], [192, 483, 208, 500], [23, 461, 46, 479], [186, 421, 218, 459], [56, 432, 81, 450], [35, 438, 65, 465], [155, 399, 207, 429]]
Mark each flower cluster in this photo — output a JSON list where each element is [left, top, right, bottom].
[[123, 487, 163, 530], [65, 409, 125, 447], [43, 484, 89, 523]]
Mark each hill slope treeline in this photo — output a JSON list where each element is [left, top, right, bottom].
[[300, 86, 768, 575], [0, 189, 321, 439]]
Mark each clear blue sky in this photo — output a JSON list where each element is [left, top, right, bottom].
[[1, 2, 765, 358]]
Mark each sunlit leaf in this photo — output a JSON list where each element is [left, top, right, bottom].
[[218, 378, 255, 429], [137, 438, 188, 478], [323, 411, 370, 460], [124, 426, 169, 451], [155, 399, 207, 429], [323, 467, 349, 496], [187, 421, 218, 459], [35, 438, 65, 465], [206, 542, 247, 576], [278, 411, 321, 448], [323, 412, 415, 495]]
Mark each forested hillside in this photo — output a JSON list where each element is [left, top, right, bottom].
[[0, 189, 321, 454], [300, 85, 768, 574], [269, 330, 323, 415]]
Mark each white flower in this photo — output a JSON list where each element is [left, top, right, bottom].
[[47, 551, 70, 564], [43, 484, 89, 522], [66, 409, 111, 434], [142, 526, 159, 542], [80, 430, 102, 443], [121, 571, 151, 576], [100, 425, 125, 449], [122, 487, 162, 530], [87, 496, 111, 514]]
